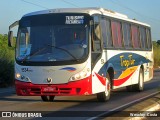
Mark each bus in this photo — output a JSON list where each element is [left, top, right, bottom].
[[8, 8, 153, 102]]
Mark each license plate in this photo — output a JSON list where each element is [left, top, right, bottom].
[[42, 87, 56, 92]]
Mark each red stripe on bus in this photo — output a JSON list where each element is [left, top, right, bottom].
[[95, 73, 106, 86], [113, 72, 134, 86]]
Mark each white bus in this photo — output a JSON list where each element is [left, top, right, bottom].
[[8, 8, 153, 102]]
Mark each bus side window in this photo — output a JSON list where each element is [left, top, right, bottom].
[[101, 19, 113, 48], [131, 25, 140, 49], [146, 28, 152, 49], [106, 19, 113, 48], [100, 18, 113, 49], [122, 23, 132, 49], [139, 27, 147, 50], [111, 20, 123, 48], [100, 19, 107, 49], [92, 16, 102, 52], [95, 24, 101, 45]]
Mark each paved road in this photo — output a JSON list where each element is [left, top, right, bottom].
[[0, 69, 160, 120]]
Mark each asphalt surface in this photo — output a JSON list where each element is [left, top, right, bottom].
[[101, 94, 160, 120]]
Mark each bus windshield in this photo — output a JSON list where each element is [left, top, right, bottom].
[[16, 13, 91, 65]]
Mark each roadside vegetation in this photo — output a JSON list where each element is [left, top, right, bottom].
[[153, 41, 160, 68], [0, 34, 15, 87], [0, 34, 160, 87]]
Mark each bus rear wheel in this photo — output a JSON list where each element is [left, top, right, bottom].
[[134, 68, 144, 91], [97, 73, 111, 102], [41, 96, 55, 102], [126, 68, 144, 92]]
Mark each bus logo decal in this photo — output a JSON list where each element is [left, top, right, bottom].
[[98, 53, 151, 80], [120, 54, 135, 68], [46, 78, 52, 83], [60, 67, 76, 72]]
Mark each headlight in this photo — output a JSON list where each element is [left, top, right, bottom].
[[70, 68, 90, 81], [15, 73, 30, 82], [15, 73, 21, 79]]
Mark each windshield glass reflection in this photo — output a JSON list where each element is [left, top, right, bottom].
[[16, 25, 89, 62]]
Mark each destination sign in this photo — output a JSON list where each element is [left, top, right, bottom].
[[65, 16, 84, 24]]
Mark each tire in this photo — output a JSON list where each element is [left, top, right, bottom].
[[97, 73, 111, 102], [134, 68, 144, 91], [126, 68, 144, 92], [41, 96, 55, 102]]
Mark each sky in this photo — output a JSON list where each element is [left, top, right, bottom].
[[1, 0, 160, 41]]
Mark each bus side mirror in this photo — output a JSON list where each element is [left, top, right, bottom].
[[8, 31, 13, 47], [157, 40, 160, 45]]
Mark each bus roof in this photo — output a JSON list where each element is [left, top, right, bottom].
[[23, 7, 150, 27]]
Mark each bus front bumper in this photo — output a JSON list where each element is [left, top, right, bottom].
[[15, 77, 92, 96]]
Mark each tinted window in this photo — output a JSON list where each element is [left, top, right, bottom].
[[122, 23, 132, 48], [106, 19, 113, 48], [111, 21, 123, 48], [131, 25, 140, 49], [100, 19, 107, 48], [146, 28, 152, 49], [139, 27, 147, 49], [100, 19, 113, 48]]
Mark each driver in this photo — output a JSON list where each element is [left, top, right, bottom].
[[74, 31, 86, 47]]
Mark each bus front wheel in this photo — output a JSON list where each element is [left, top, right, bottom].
[[97, 73, 111, 102], [41, 96, 55, 102]]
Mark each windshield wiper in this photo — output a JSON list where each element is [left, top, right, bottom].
[[47, 44, 79, 61]]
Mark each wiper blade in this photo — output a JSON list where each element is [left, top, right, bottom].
[[47, 44, 79, 61]]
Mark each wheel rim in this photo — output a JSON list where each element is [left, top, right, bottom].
[[139, 71, 143, 89], [105, 78, 110, 96]]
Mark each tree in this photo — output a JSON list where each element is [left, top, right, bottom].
[[0, 34, 15, 87], [157, 40, 160, 45]]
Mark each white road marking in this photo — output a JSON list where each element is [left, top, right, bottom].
[[87, 91, 160, 120]]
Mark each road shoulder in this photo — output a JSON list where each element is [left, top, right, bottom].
[[102, 94, 160, 120]]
